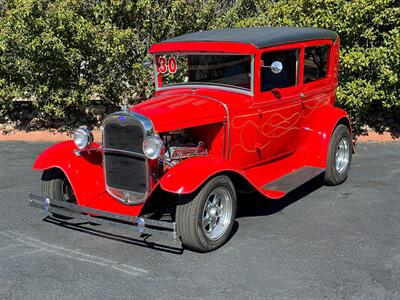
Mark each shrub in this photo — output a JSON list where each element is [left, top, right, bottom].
[[0, 0, 399, 133], [214, 0, 400, 132]]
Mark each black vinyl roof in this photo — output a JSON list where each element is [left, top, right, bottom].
[[162, 27, 338, 49]]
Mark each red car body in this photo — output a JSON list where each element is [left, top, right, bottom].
[[32, 28, 351, 226]]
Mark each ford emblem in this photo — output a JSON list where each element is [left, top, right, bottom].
[[119, 115, 127, 121]]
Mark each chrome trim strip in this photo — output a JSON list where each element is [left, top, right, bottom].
[[106, 186, 147, 206], [102, 111, 154, 205], [250, 55, 255, 95], [28, 193, 177, 238], [75, 147, 146, 159], [102, 111, 155, 137], [157, 84, 254, 96], [153, 56, 159, 90]]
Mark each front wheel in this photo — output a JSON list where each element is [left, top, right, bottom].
[[41, 169, 76, 218], [176, 175, 237, 252], [324, 124, 352, 185]]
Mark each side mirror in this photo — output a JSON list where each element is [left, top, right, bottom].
[[270, 61, 283, 74]]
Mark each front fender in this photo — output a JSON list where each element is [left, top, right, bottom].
[[33, 141, 144, 216], [33, 141, 104, 206], [299, 106, 351, 168], [159, 156, 245, 194], [33, 141, 102, 170]]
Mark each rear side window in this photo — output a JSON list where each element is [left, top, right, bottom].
[[261, 49, 299, 92], [304, 45, 329, 83]]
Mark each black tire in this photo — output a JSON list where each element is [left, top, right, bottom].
[[324, 124, 352, 185], [41, 169, 76, 218], [176, 175, 237, 252]]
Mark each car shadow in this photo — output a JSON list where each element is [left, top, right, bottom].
[[236, 174, 324, 218], [43, 216, 184, 255], [41, 175, 323, 254]]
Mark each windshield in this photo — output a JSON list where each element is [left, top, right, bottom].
[[154, 53, 252, 91]]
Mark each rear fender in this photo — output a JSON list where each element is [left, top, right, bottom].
[[33, 141, 144, 216], [299, 106, 352, 168], [159, 156, 246, 195]]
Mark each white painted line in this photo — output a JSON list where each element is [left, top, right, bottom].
[[0, 231, 13, 238], [111, 266, 140, 276], [121, 264, 149, 273], [10, 248, 44, 258], [7, 230, 149, 277], [0, 243, 23, 251]]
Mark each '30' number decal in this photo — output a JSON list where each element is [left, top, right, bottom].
[[168, 57, 177, 73], [157, 56, 177, 74], [157, 56, 167, 74]]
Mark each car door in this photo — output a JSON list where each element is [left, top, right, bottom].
[[254, 47, 304, 162], [300, 41, 335, 122]]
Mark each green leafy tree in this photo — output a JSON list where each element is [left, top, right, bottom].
[[0, 0, 399, 133]]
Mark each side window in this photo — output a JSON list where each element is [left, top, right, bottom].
[[304, 45, 329, 83], [261, 49, 299, 92]]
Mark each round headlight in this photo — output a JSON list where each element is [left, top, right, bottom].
[[73, 126, 93, 150], [143, 135, 165, 160]]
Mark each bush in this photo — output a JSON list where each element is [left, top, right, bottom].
[[0, 0, 399, 133], [214, 0, 400, 132]]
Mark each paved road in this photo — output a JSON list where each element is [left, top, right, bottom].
[[0, 141, 399, 299]]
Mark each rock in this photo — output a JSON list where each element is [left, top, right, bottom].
[[29, 118, 44, 128], [90, 104, 106, 115], [69, 114, 78, 124], [20, 109, 30, 120], [5, 124, 13, 132], [79, 116, 88, 124], [44, 119, 53, 128], [106, 106, 116, 114], [0, 123, 6, 131], [53, 120, 66, 129]]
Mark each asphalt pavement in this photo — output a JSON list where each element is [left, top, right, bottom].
[[0, 141, 399, 299]]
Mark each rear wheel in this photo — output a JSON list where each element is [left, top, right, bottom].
[[324, 124, 352, 185], [176, 175, 237, 252], [41, 169, 76, 218]]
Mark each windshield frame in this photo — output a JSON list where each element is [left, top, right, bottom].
[[153, 52, 255, 96]]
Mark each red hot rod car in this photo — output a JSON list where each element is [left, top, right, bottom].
[[30, 27, 352, 252]]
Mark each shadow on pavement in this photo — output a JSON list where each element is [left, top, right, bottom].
[[41, 175, 323, 254], [236, 174, 324, 218], [43, 216, 184, 255]]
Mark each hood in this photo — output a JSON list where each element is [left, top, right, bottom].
[[132, 94, 227, 132]]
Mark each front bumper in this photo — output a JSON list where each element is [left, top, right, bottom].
[[28, 193, 177, 239]]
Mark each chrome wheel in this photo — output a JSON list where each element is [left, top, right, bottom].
[[202, 187, 233, 241], [335, 137, 350, 174]]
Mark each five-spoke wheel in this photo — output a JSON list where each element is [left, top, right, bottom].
[[176, 175, 237, 252], [324, 124, 352, 185], [202, 187, 233, 241]]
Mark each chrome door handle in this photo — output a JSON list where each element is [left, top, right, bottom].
[[300, 93, 305, 98]]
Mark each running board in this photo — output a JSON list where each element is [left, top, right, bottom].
[[262, 166, 324, 196]]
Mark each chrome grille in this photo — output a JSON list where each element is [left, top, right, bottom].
[[102, 112, 152, 204]]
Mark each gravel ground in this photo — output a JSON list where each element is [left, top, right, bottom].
[[0, 141, 399, 299]]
